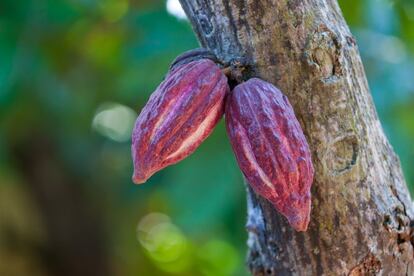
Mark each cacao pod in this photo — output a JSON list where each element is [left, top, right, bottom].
[[225, 78, 314, 231], [132, 59, 229, 184], [169, 48, 219, 72]]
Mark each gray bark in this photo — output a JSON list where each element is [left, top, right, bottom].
[[179, 0, 414, 275]]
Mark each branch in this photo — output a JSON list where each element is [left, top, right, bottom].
[[180, 0, 414, 274]]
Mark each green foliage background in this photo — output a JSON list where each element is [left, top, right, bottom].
[[0, 0, 413, 275]]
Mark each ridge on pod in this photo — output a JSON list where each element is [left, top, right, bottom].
[[131, 59, 229, 184], [225, 78, 314, 231]]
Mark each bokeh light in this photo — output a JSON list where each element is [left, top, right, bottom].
[[137, 213, 192, 273], [92, 102, 137, 142], [166, 0, 187, 20]]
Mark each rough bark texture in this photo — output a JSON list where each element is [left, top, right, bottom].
[[179, 0, 414, 275]]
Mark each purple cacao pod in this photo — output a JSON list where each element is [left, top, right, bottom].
[[225, 78, 314, 231], [132, 59, 229, 184], [169, 48, 218, 72]]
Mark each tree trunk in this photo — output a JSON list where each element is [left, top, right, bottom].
[[179, 0, 414, 275]]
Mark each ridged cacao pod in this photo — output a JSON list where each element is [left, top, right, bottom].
[[169, 48, 218, 72], [132, 59, 229, 184], [225, 78, 314, 231]]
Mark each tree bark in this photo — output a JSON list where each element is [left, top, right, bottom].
[[179, 0, 414, 275]]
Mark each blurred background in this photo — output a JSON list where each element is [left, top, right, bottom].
[[0, 0, 413, 275]]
